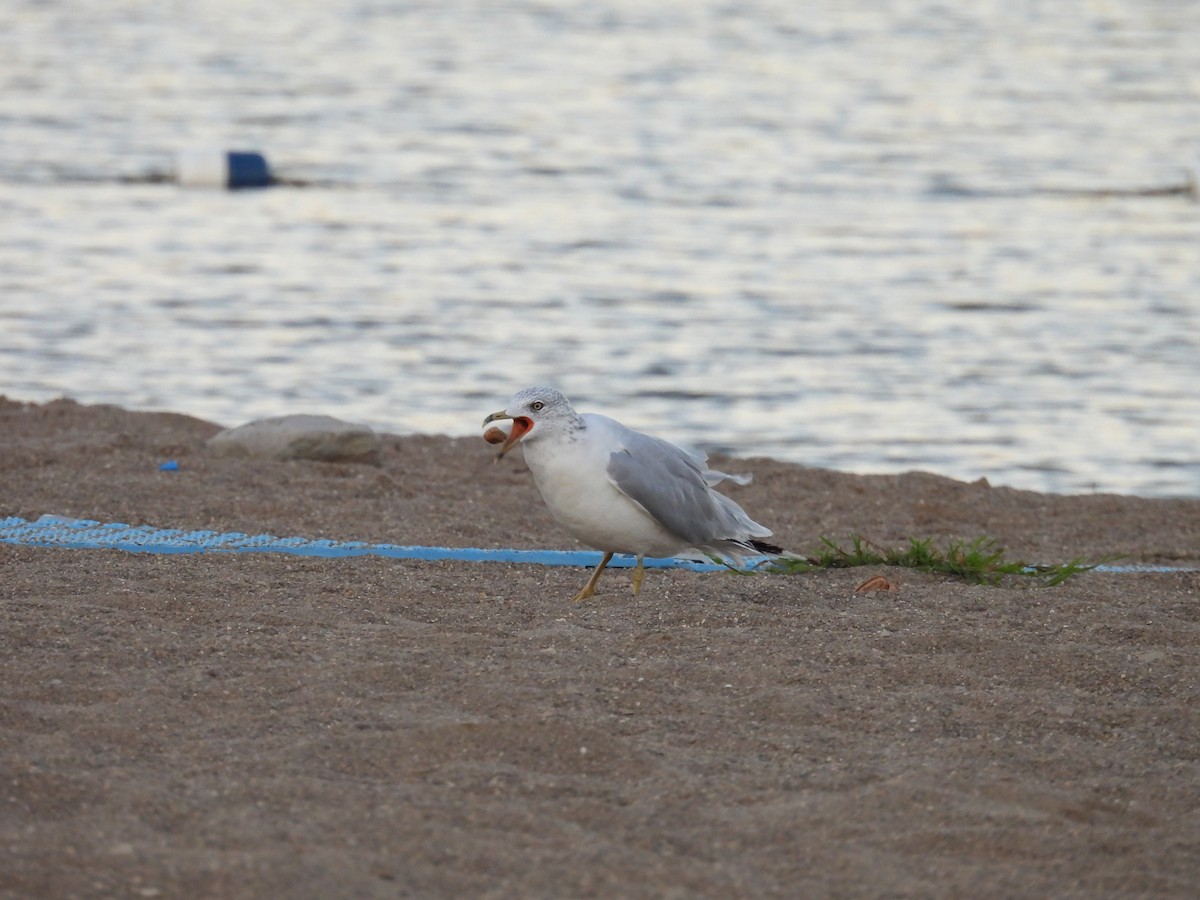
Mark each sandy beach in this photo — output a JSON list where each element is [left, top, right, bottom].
[[2, 396, 1198, 897]]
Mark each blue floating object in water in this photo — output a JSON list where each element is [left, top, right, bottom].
[[226, 152, 271, 188], [159, 460, 179, 471], [176, 148, 272, 189]]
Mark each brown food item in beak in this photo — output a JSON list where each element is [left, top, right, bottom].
[[483, 426, 509, 445]]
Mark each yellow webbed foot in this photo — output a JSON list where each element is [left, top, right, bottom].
[[571, 551, 614, 603], [630, 556, 646, 595]]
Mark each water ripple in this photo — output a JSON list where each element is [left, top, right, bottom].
[[0, 1, 1198, 496]]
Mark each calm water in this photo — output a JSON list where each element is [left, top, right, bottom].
[[2, 0, 1198, 497]]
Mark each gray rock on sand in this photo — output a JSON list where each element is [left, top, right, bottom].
[[207, 415, 382, 464]]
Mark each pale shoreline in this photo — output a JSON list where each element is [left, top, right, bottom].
[[2, 396, 1199, 897]]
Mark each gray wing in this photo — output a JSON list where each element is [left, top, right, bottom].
[[606, 429, 770, 547]]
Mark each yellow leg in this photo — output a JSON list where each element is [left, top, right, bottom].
[[572, 552, 614, 603], [630, 555, 646, 595]]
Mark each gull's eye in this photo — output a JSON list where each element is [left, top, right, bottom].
[[530, 401, 545, 411]]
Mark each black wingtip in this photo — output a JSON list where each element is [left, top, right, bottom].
[[749, 539, 784, 556]]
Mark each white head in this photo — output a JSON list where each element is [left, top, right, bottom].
[[483, 386, 581, 458]]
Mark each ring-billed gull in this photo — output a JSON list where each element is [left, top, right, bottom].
[[483, 387, 781, 602]]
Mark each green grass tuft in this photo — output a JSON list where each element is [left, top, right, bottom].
[[765, 534, 1106, 586]]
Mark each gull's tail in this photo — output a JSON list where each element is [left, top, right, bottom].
[[709, 536, 786, 566]]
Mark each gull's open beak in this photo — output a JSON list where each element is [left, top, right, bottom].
[[483, 410, 533, 459]]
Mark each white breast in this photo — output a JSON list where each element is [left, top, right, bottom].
[[521, 424, 687, 559]]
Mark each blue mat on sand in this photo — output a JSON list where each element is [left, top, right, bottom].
[[0, 515, 729, 571], [0, 515, 1190, 574]]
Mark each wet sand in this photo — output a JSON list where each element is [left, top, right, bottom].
[[2, 397, 1198, 897]]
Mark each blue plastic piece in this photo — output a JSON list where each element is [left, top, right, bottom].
[[159, 460, 179, 471]]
